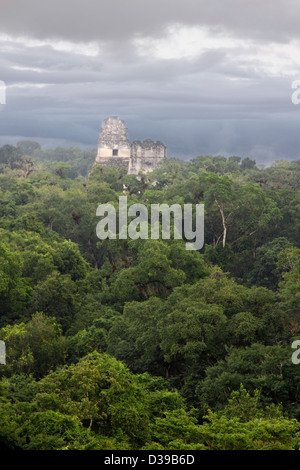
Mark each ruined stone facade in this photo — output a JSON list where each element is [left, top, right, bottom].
[[94, 116, 166, 174]]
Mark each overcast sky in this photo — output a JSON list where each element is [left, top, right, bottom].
[[1, 0, 300, 163]]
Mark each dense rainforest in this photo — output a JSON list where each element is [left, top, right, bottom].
[[0, 140, 300, 450]]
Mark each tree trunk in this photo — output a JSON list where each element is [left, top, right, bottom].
[[215, 198, 227, 248]]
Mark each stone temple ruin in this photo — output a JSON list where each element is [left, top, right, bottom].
[[94, 116, 166, 174]]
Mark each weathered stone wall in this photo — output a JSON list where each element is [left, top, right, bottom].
[[95, 157, 130, 171], [96, 116, 131, 163], [94, 117, 166, 174], [129, 139, 166, 174]]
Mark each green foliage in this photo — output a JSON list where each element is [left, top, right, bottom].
[[0, 312, 67, 377], [247, 237, 292, 289], [200, 386, 300, 450], [0, 145, 24, 170], [0, 144, 299, 449], [29, 272, 78, 331], [17, 140, 41, 156], [0, 242, 32, 323], [199, 343, 300, 419]]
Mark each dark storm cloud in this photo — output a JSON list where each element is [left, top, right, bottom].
[[1, 0, 300, 43], [0, 0, 300, 163]]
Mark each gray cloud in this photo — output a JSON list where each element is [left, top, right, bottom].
[[1, 0, 300, 43], [0, 1, 300, 164]]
